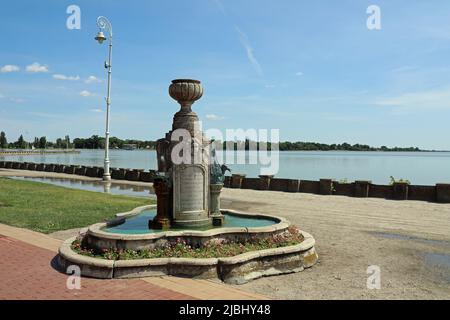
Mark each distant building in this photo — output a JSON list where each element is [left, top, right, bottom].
[[122, 144, 137, 150]]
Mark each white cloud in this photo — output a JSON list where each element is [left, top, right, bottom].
[[85, 75, 102, 84], [80, 90, 92, 97], [26, 62, 49, 73], [53, 74, 80, 81], [390, 66, 418, 74], [0, 65, 20, 73], [295, 71, 303, 76], [375, 86, 450, 111], [210, 1, 262, 77], [90, 108, 103, 113], [235, 26, 263, 76], [205, 114, 224, 120]]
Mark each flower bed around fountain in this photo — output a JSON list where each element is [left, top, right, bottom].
[[57, 205, 318, 284]]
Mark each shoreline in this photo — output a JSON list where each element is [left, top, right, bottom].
[[1, 163, 450, 203]]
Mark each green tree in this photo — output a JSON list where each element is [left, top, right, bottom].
[[91, 135, 101, 149], [55, 138, 63, 148], [16, 134, 27, 149], [39, 136, 47, 149], [0, 131, 7, 149]]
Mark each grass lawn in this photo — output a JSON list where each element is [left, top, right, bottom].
[[0, 177, 153, 233]]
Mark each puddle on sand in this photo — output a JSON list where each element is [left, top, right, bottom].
[[9, 176, 155, 199], [371, 231, 450, 247], [372, 231, 450, 283], [423, 253, 450, 283]]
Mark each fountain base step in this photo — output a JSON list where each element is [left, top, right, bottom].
[[149, 218, 171, 230], [172, 217, 212, 228]]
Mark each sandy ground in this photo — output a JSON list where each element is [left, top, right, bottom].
[[222, 188, 450, 299], [1, 168, 450, 299]]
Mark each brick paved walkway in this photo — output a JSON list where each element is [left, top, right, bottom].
[[0, 234, 194, 300], [0, 224, 266, 300]]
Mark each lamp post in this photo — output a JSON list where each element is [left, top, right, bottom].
[[95, 16, 113, 181]]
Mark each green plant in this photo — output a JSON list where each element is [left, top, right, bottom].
[[389, 176, 411, 185], [72, 226, 305, 260]]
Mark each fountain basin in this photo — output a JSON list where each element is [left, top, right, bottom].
[[58, 205, 318, 284], [83, 205, 291, 252], [58, 232, 317, 284]]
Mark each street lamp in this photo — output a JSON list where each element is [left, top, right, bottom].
[[95, 16, 113, 181]]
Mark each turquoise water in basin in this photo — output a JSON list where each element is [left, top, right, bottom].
[[104, 209, 277, 234]]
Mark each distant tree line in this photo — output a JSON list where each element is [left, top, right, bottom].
[[0, 132, 157, 150], [72, 136, 156, 149], [0, 131, 423, 152], [218, 140, 422, 152], [0, 131, 71, 149], [275, 141, 421, 152]]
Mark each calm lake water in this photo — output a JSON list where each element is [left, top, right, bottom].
[[2, 149, 450, 185], [9, 176, 156, 199]]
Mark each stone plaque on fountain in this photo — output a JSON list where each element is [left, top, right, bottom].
[[173, 164, 210, 226]]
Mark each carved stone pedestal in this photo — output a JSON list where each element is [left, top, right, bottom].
[[210, 183, 223, 214], [151, 177, 172, 230], [210, 183, 224, 226]]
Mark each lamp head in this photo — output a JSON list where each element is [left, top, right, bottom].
[[95, 31, 107, 44]]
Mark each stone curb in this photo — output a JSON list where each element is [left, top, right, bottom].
[[219, 231, 315, 265], [115, 204, 157, 218], [58, 236, 114, 279]]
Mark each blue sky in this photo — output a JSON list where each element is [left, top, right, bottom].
[[2, 0, 450, 149]]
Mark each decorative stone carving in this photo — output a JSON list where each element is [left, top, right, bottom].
[[169, 79, 203, 137], [210, 145, 230, 185], [210, 183, 224, 226], [156, 137, 171, 172]]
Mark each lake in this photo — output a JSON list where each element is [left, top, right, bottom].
[[2, 149, 450, 185]]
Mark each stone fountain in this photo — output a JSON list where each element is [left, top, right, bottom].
[[57, 79, 318, 284], [151, 79, 220, 229]]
